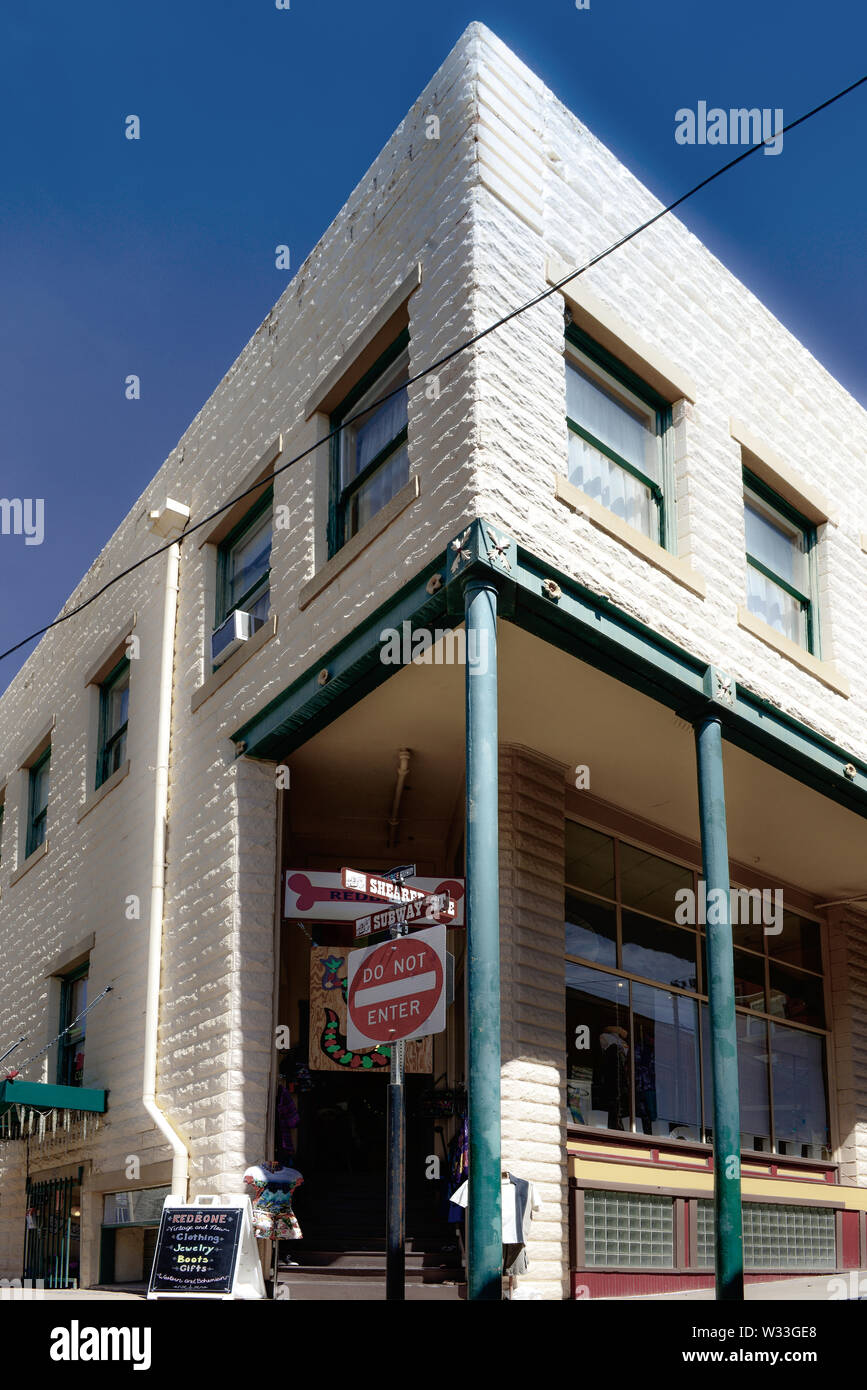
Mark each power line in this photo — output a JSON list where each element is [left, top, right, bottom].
[[1, 985, 113, 1081], [1, 72, 865, 668]]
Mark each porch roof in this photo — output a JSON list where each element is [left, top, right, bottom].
[[232, 520, 867, 823]]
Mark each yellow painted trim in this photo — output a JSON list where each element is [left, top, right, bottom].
[[569, 1154, 867, 1209]]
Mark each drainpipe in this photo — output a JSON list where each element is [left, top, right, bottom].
[[463, 577, 502, 1301], [386, 749, 412, 848], [143, 501, 190, 1198]]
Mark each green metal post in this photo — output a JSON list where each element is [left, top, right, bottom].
[[694, 712, 744, 1300], [463, 577, 503, 1301]]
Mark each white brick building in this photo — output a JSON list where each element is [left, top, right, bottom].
[[1, 24, 866, 1300]]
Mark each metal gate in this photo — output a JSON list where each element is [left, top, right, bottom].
[[23, 1170, 82, 1289]]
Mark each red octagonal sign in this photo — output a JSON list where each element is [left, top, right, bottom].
[[346, 924, 446, 1049]]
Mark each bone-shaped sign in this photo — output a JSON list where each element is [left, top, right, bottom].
[[284, 871, 464, 925]]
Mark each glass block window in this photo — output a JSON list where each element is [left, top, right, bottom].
[[583, 1189, 674, 1268], [695, 1201, 835, 1271]]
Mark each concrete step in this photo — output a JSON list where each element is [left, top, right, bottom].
[[285, 1250, 461, 1272], [273, 1276, 466, 1301]]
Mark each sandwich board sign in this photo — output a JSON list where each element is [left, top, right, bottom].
[[147, 1194, 266, 1300], [346, 923, 447, 1049]]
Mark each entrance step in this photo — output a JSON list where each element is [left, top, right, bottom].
[[274, 1275, 466, 1301], [281, 1250, 462, 1281]]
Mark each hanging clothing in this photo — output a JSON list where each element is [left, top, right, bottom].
[[446, 1114, 469, 1223], [243, 1162, 303, 1241], [448, 1173, 541, 1245], [276, 1084, 300, 1160]]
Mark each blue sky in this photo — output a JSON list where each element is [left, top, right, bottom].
[[1, 0, 865, 691]]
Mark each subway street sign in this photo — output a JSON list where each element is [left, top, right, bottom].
[[354, 891, 455, 939], [346, 925, 447, 1048]]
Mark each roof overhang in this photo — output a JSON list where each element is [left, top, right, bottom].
[[232, 519, 867, 820]]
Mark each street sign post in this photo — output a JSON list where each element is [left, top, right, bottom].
[[342, 866, 452, 1303]]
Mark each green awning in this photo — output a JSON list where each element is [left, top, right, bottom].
[[0, 1080, 106, 1116]]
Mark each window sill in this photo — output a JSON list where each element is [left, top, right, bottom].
[[298, 474, 421, 611], [191, 612, 278, 714], [10, 838, 50, 886], [554, 473, 707, 598], [736, 606, 850, 697], [77, 760, 131, 823]]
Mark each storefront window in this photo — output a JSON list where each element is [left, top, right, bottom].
[[103, 1187, 171, 1226], [632, 983, 700, 1138], [565, 892, 617, 968], [565, 822, 615, 898], [771, 912, 822, 973], [768, 961, 825, 1029], [619, 842, 693, 921], [566, 963, 629, 1128], [564, 818, 830, 1157], [770, 1024, 829, 1156], [621, 911, 697, 991]]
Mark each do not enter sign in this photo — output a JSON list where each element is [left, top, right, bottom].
[[346, 924, 446, 1049]]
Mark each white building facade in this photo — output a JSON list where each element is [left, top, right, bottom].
[[1, 25, 866, 1300]]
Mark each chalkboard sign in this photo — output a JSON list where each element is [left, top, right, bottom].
[[148, 1205, 243, 1296]]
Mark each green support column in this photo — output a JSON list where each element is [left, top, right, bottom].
[[694, 708, 744, 1301], [464, 577, 503, 1301]]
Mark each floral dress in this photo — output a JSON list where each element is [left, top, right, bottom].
[[243, 1162, 303, 1240]]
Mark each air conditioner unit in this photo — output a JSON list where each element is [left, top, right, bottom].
[[212, 610, 254, 667]]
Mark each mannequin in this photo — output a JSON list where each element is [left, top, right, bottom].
[[243, 1159, 304, 1296], [243, 1159, 304, 1241]]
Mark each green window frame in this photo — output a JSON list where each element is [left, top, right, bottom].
[[97, 659, 130, 789], [26, 747, 51, 858], [57, 962, 89, 1088], [565, 325, 674, 550], [328, 329, 410, 557], [743, 469, 817, 654], [215, 489, 273, 632]]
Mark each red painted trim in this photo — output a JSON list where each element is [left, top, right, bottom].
[[572, 1271, 838, 1299], [841, 1210, 860, 1269], [570, 1147, 835, 1183]]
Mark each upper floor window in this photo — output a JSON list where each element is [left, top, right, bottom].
[[26, 747, 51, 858], [330, 330, 409, 553], [743, 471, 816, 652], [565, 328, 671, 547], [58, 963, 88, 1087], [216, 490, 273, 632], [97, 659, 130, 788]]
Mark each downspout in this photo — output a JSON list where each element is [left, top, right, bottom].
[[143, 502, 190, 1198], [386, 749, 412, 848]]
